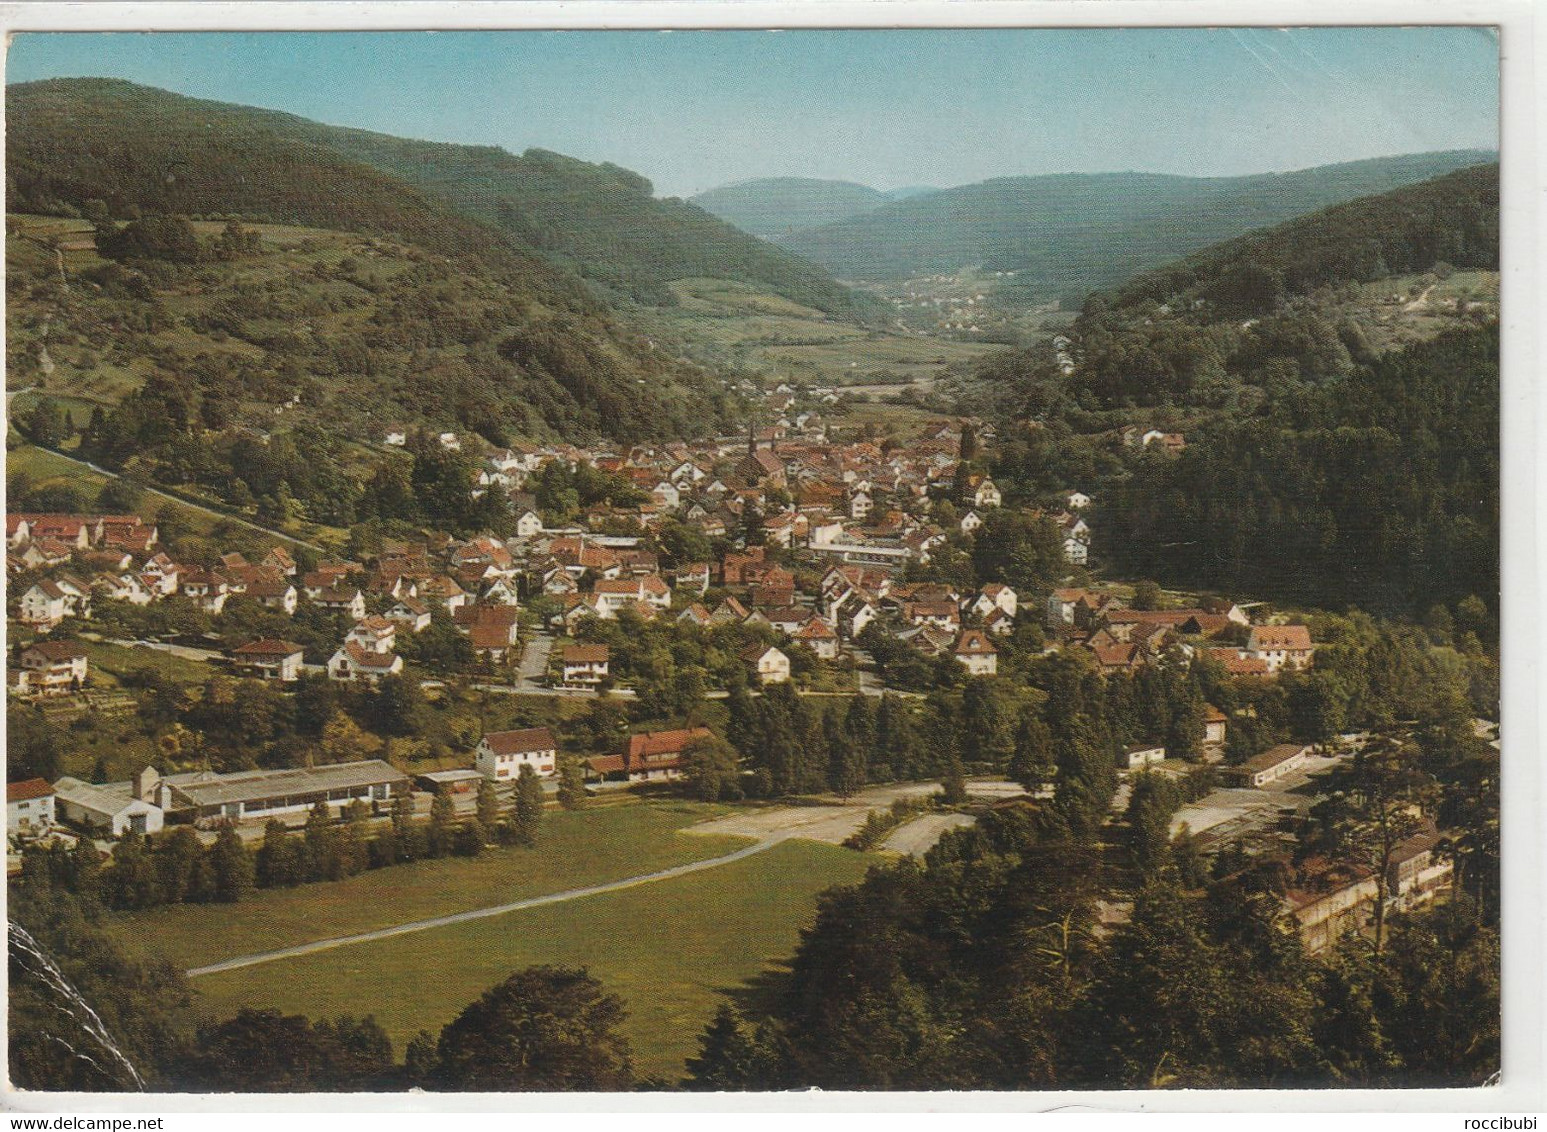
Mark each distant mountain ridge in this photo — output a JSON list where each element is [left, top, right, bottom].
[[690, 177, 934, 239], [1097, 162, 1499, 316], [776, 150, 1499, 297], [6, 77, 870, 319]]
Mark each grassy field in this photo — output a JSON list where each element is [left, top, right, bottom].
[[104, 801, 744, 972], [186, 837, 874, 1081]]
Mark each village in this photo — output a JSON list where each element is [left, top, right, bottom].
[[5, 398, 1460, 962]]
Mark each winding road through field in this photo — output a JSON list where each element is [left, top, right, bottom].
[[185, 836, 780, 979]]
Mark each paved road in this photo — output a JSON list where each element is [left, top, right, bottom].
[[107, 638, 225, 664], [516, 630, 554, 687], [186, 836, 781, 979], [23, 445, 326, 553]]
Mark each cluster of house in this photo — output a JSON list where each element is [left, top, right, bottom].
[[6, 509, 541, 692], [226, 541, 528, 685], [1046, 587, 1315, 676], [1130, 733, 1457, 956], [417, 416, 1106, 572]]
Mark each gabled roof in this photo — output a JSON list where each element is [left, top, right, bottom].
[[341, 642, 401, 669], [1248, 624, 1313, 651], [22, 639, 86, 661], [625, 727, 713, 766], [7, 778, 54, 803], [954, 629, 997, 656], [481, 727, 557, 756], [232, 638, 304, 657]]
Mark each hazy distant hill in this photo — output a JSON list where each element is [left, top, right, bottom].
[[691, 178, 891, 238], [778, 150, 1498, 297], [6, 78, 869, 319], [690, 177, 941, 240]]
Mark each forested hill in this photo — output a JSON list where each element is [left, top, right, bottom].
[[1095, 163, 1499, 317], [690, 178, 893, 238], [6, 79, 566, 286], [969, 162, 1501, 411], [778, 150, 1497, 295], [1098, 325, 1499, 617], [6, 78, 748, 447], [6, 78, 869, 318]]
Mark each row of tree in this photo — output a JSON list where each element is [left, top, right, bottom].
[[12, 767, 562, 914]]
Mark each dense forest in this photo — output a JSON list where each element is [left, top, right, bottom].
[[1097, 326, 1498, 618], [684, 811, 1498, 1090], [7, 78, 870, 319]]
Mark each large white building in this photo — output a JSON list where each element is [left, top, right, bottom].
[[475, 727, 560, 780], [52, 777, 165, 837]]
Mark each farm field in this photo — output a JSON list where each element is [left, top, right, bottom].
[[640, 277, 1003, 388], [103, 801, 744, 972], [186, 837, 875, 1082]]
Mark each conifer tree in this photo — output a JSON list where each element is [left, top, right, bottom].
[[210, 824, 254, 903], [512, 763, 544, 847], [557, 755, 587, 810]]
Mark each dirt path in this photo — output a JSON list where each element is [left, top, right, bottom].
[[186, 837, 779, 979]]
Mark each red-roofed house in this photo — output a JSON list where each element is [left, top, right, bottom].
[[1246, 624, 1315, 672], [953, 629, 999, 676], [230, 638, 306, 682], [561, 644, 610, 687], [328, 641, 403, 684], [16, 639, 88, 696], [588, 727, 714, 783], [7, 778, 56, 835]]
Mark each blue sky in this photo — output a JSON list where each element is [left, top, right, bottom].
[[6, 28, 1499, 197]]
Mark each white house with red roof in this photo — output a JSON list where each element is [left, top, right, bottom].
[[475, 727, 559, 780], [328, 642, 403, 683], [953, 629, 999, 676], [1246, 624, 1315, 672], [7, 778, 56, 835], [16, 640, 89, 696], [230, 639, 306, 682]]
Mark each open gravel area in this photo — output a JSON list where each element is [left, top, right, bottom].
[[687, 779, 1025, 848]]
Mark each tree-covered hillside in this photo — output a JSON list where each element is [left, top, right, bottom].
[[6, 212, 736, 461], [953, 166, 1499, 620], [953, 164, 1500, 414], [1098, 326, 1499, 618], [6, 78, 870, 319], [1098, 164, 1499, 317], [778, 150, 1497, 296]]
